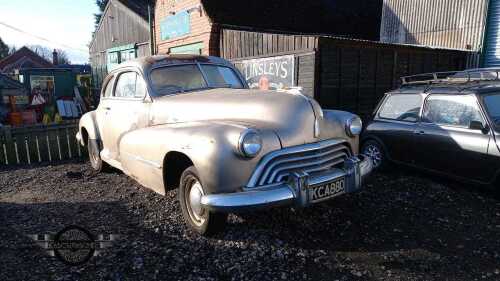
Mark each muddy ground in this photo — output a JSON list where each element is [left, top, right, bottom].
[[0, 161, 499, 281]]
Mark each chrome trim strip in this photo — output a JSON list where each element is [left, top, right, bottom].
[[274, 157, 346, 183], [200, 184, 295, 212], [266, 151, 348, 184], [122, 152, 162, 169], [247, 139, 349, 187], [258, 145, 348, 185]]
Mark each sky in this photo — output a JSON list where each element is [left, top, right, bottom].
[[0, 0, 98, 64]]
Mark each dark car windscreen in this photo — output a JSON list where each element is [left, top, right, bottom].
[[483, 94, 500, 131], [150, 64, 244, 96], [378, 94, 423, 122]]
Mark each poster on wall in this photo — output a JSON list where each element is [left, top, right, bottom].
[[30, 75, 55, 105], [160, 10, 191, 40], [233, 55, 295, 91]]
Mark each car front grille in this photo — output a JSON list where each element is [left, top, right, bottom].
[[247, 140, 352, 187]]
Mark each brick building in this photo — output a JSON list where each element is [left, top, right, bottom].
[[154, 0, 215, 55], [154, 0, 384, 56]]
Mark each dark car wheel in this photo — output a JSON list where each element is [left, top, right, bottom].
[[179, 166, 227, 236], [87, 137, 107, 172], [362, 140, 386, 170]]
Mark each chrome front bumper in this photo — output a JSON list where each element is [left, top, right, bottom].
[[201, 155, 373, 212]]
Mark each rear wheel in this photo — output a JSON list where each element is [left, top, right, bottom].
[[87, 137, 107, 172], [361, 140, 386, 170], [179, 166, 227, 235]]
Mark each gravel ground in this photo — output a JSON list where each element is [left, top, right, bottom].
[[0, 161, 499, 281]]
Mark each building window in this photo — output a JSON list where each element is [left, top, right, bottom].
[[108, 52, 119, 65], [169, 42, 203, 55], [106, 44, 137, 70]]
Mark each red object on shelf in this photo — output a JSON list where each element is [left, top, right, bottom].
[[9, 112, 23, 126], [21, 110, 37, 125]]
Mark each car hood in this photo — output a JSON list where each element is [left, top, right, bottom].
[[150, 88, 318, 147]]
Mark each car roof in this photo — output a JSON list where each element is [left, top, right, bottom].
[[110, 55, 234, 74], [391, 68, 500, 95], [393, 81, 500, 95]]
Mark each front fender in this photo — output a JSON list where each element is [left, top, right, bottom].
[[320, 110, 360, 155], [119, 121, 281, 194], [78, 111, 100, 145]]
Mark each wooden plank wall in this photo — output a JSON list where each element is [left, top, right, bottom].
[[317, 38, 471, 120], [296, 53, 316, 98], [0, 122, 86, 167], [219, 29, 318, 59], [220, 29, 318, 97]]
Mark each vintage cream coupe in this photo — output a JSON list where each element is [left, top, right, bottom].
[[77, 55, 373, 235]]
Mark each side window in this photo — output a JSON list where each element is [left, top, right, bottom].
[[103, 76, 115, 98], [378, 94, 423, 122], [115, 72, 138, 98], [422, 95, 483, 127]]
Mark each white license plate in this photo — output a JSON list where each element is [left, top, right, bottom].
[[309, 177, 346, 203]]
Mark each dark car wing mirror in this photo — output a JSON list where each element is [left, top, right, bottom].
[[469, 120, 489, 134]]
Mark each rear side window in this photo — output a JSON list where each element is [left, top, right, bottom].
[[422, 95, 483, 127], [115, 72, 137, 98], [113, 72, 146, 99], [378, 94, 423, 122]]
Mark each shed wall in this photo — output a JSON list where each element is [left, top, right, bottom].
[[89, 0, 150, 60], [380, 0, 488, 53], [484, 0, 500, 67], [318, 38, 471, 120], [89, 0, 151, 90]]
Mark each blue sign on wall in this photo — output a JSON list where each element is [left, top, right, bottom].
[[160, 11, 191, 40]]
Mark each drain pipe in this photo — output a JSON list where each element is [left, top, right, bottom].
[[148, 0, 155, 55]]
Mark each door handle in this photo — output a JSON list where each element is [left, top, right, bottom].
[[414, 130, 425, 135], [104, 107, 111, 110]]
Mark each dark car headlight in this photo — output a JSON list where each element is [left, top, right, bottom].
[[238, 129, 262, 158], [346, 117, 362, 137]]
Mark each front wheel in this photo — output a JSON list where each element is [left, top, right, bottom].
[[361, 140, 386, 170], [179, 166, 227, 235]]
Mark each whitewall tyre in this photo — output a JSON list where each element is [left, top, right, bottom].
[[179, 166, 227, 236]]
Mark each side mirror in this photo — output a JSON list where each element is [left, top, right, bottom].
[[469, 120, 489, 134]]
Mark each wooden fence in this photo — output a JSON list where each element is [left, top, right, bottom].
[[0, 121, 87, 167]]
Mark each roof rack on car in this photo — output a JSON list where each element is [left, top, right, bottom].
[[401, 68, 500, 86]]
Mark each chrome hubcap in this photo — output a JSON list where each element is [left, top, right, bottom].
[[188, 180, 205, 226], [364, 144, 382, 168]]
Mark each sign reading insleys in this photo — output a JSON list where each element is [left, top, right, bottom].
[[234, 55, 294, 91]]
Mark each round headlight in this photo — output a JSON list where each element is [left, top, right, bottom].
[[239, 129, 262, 158], [346, 117, 362, 137]]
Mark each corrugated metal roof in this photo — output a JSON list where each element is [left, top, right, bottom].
[[380, 0, 488, 52]]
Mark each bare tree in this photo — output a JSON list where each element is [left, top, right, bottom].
[[27, 45, 71, 65], [0, 37, 9, 60]]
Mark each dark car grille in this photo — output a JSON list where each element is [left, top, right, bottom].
[[247, 140, 352, 187]]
